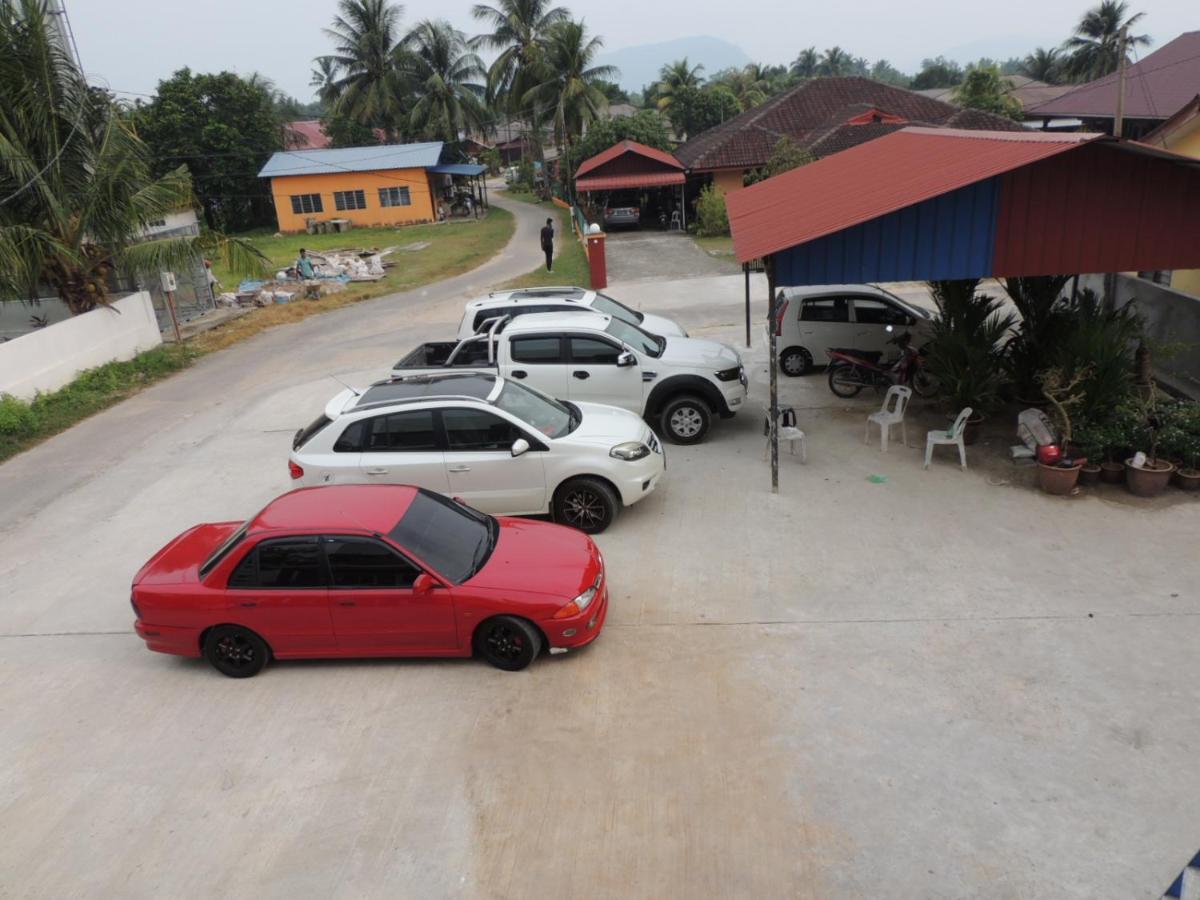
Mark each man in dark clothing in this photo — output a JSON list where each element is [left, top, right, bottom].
[[540, 217, 554, 271]]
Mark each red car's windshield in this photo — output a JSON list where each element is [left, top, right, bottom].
[[388, 490, 496, 583]]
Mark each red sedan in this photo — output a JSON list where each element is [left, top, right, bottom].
[[132, 485, 608, 676]]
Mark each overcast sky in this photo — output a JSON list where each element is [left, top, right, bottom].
[[68, 0, 1195, 101]]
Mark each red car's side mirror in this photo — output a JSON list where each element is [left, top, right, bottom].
[[413, 573, 436, 596]]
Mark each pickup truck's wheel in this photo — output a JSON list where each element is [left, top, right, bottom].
[[780, 346, 812, 376], [554, 477, 619, 534], [661, 395, 710, 444]]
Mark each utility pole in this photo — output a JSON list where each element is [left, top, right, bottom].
[[1113, 26, 1128, 139], [44, 0, 80, 69]]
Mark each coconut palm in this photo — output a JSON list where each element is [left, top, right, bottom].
[[310, 56, 338, 97], [715, 64, 770, 111], [1020, 47, 1064, 84], [1062, 0, 1150, 82], [522, 20, 616, 160], [0, 0, 263, 315], [322, 0, 411, 140], [820, 46, 852, 77], [470, 0, 569, 113], [403, 20, 486, 144], [791, 47, 820, 79], [654, 58, 704, 111]]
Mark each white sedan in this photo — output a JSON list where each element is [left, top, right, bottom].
[[289, 372, 665, 534]]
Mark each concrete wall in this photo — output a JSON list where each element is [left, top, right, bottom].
[[269, 168, 437, 233], [0, 292, 162, 401], [1081, 273, 1200, 398]]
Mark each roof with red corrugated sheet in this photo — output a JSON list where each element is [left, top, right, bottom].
[[726, 128, 1100, 263], [574, 140, 685, 192], [575, 140, 684, 178]]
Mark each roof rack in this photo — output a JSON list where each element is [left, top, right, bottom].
[[351, 393, 489, 413], [488, 285, 586, 297]]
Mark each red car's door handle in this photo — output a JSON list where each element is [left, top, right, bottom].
[[335, 601, 356, 607]]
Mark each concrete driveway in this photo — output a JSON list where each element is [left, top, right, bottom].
[[2, 249, 1199, 897], [604, 229, 739, 282]]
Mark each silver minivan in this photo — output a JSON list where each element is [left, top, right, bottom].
[[773, 284, 935, 376]]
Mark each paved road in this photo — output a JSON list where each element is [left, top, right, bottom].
[[604, 230, 739, 282], [3, 221, 1200, 899]]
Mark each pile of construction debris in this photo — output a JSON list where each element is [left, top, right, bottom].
[[216, 247, 400, 308]]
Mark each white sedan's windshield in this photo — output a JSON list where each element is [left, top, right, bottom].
[[605, 317, 662, 358], [590, 293, 644, 325], [494, 380, 575, 439]]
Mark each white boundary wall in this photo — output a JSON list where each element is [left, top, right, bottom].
[[0, 292, 162, 401]]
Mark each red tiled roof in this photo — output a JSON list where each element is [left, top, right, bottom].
[[1029, 31, 1200, 121], [726, 128, 1098, 263], [675, 77, 1024, 171], [575, 139, 684, 178], [285, 120, 330, 149]]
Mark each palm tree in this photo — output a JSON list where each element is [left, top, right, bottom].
[[1020, 47, 1063, 84], [403, 20, 486, 144], [522, 20, 616, 166], [715, 64, 769, 111], [470, 0, 569, 114], [0, 0, 262, 315], [655, 58, 704, 111], [310, 56, 338, 97], [820, 46, 851, 77], [1062, 0, 1150, 82], [791, 46, 819, 79], [322, 0, 411, 140]]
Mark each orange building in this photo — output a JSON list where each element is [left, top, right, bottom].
[[259, 142, 445, 233]]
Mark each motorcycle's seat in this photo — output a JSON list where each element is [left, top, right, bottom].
[[829, 348, 883, 364]]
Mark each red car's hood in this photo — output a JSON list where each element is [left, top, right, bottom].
[[133, 522, 241, 585], [466, 517, 600, 599]]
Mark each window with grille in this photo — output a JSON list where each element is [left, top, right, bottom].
[[333, 190, 367, 211], [378, 186, 412, 207], [289, 194, 323, 215]]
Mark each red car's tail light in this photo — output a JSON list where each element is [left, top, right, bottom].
[[288, 460, 304, 480]]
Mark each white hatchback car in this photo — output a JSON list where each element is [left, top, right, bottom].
[[458, 286, 687, 340], [774, 284, 935, 376], [289, 372, 665, 534]]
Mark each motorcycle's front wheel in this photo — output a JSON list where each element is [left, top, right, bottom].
[[828, 363, 865, 398]]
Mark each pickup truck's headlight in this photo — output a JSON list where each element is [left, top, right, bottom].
[[610, 441, 650, 461], [552, 573, 603, 619], [715, 365, 744, 382]]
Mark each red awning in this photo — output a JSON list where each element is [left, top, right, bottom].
[[577, 171, 685, 191]]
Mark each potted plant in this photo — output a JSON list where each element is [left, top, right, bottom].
[[1124, 386, 1175, 497], [1166, 400, 1200, 491], [1176, 432, 1200, 491], [1072, 420, 1104, 487], [1036, 367, 1086, 495]]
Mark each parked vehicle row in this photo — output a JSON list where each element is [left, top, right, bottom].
[[133, 284, 727, 677]]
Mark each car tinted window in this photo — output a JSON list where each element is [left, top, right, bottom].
[[443, 407, 523, 451], [590, 293, 643, 324], [570, 336, 621, 364], [229, 539, 324, 589], [363, 410, 438, 452], [334, 420, 366, 452], [800, 298, 849, 322], [510, 336, 564, 364], [294, 414, 331, 450], [388, 490, 495, 583], [325, 537, 419, 588], [853, 298, 909, 325]]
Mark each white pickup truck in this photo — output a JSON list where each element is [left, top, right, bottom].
[[392, 312, 747, 444]]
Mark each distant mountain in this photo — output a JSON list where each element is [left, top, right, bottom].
[[598, 36, 752, 92]]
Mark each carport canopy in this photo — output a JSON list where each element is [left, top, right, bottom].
[[726, 127, 1200, 285], [575, 140, 686, 192]]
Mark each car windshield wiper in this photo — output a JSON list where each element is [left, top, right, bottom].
[[468, 517, 498, 577], [654, 335, 666, 356]]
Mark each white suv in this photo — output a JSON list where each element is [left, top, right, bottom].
[[774, 284, 934, 376], [459, 286, 687, 340], [289, 372, 665, 534]]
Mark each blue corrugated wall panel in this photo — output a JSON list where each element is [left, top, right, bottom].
[[773, 177, 1000, 286]]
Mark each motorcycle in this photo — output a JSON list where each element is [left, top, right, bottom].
[[825, 327, 938, 398]]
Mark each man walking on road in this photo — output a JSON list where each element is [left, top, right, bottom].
[[540, 217, 554, 272]]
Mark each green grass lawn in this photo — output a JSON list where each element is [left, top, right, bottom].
[[694, 235, 735, 257], [495, 195, 590, 291], [0, 209, 516, 463]]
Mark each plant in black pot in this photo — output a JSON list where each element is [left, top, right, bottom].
[[1072, 419, 1104, 487], [1124, 385, 1176, 498], [925, 280, 1016, 445]]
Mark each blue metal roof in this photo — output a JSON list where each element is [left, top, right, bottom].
[[258, 142, 444, 178], [428, 163, 488, 176]]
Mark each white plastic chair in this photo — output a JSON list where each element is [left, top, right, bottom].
[[925, 407, 972, 470], [865, 385, 912, 452], [762, 406, 807, 463]]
